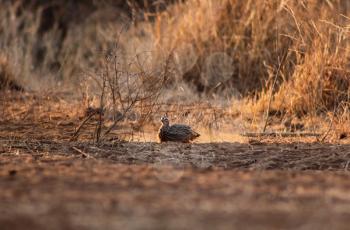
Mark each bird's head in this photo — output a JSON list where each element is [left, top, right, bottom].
[[160, 115, 169, 125]]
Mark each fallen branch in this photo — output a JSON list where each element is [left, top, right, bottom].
[[242, 132, 322, 138], [72, 146, 92, 158]]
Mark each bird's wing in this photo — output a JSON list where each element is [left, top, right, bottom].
[[164, 125, 191, 140], [170, 124, 192, 130], [172, 124, 199, 136]]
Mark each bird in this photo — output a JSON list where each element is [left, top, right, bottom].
[[158, 115, 200, 143]]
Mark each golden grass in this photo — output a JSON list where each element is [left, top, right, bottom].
[[1, 0, 350, 138], [148, 0, 350, 115]]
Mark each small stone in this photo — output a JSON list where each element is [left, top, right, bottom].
[[8, 169, 17, 176]]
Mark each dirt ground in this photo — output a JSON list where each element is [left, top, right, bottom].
[[1, 92, 350, 230]]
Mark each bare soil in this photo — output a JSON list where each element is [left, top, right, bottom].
[[1, 92, 350, 230]]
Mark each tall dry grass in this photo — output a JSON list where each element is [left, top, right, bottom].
[[0, 1, 129, 90], [147, 0, 350, 117], [1, 0, 350, 129]]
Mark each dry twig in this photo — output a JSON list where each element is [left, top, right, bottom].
[[72, 146, 92, 158]]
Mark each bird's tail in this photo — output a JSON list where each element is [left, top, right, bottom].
[[192, 131, 200, 137]]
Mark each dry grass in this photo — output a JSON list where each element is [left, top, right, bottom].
[[1, 0, 350, 138], [148, 0, 350, 113]]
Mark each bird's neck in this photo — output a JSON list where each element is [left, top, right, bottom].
[[162, 122, 169, 128]]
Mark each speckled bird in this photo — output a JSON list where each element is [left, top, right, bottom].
[[158, 115, 200, 143]]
